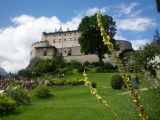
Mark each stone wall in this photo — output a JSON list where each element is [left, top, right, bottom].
[[57, 46, 82, 56], [30, 30, 133, 65], [42, 30, 80, 48], [63, 54, 116, 65], [115, 40, 132, 51], [34, 47, 56, 60]]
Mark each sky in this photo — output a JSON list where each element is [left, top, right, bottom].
[[0, 0, 159, 73]]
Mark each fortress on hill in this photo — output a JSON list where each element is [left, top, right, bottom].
[[30, 28, 133, 65]]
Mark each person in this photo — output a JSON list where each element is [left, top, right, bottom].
[[148, 64, 157, 78], [131, 75, 140, 96]]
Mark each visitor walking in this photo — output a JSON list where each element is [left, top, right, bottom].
[[131, 74, 140, 96]]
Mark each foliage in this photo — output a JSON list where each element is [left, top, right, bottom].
[[153, 28, 160, 43], [83, 71, 120, 119], [48, 77, 84, 86], [6, 88, 31, 106], [2, 73, 160, 120], [83, 61, 90, 66], [32, 59, 55, 76], [95, 62, 117, 73], [91, 81, 97, 88], [35, 85, 51, 98], [70, 60, 82, 68], [118, 49, 133, 66], [130, 44, 160, 72], [18, 69, 32, 78], [32, 56, 65, 77], [110, 74, 124, 89], [97, 12, 148, 119], [0, 94, 18, 115], [141, 88, 160, 120], [78, 13, 116, 65]]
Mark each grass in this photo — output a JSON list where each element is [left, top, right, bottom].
[[1, 73, 160, 120]]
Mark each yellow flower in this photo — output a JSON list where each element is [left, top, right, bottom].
[[96, 12, 148, 120]]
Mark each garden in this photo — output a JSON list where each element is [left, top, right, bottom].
[[0, 12, 160, 120]]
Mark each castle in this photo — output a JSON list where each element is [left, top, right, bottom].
[[30, 28, 133, 65]]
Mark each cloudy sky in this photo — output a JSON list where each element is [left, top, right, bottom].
[[0, 0, 159, 73]]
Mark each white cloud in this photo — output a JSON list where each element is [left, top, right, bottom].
[[114, 32, 127, 40], [130, 39, 149, 50], [0, 14, 81, 73], [107, 2, 140, 18], [1, 6, 107, 73], [11, 15, 35, 25], [0, 5, 156, 72], [86, 7, 107, 16], [117, 17, 156, 31], [117, 2, 139, 15]]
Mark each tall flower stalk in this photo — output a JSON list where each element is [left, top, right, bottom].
[[96, 12, 148, 120], [83, 71, 121, 120]]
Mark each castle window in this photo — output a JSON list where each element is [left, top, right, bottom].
[[64, 38, 66, 41], [74, 38, 76, 40], [53, 40, 55, 43], [43, 51, 47, 56], [59, 39, 61, 42], [68, 51, 71, 56], [59, 34, 61, 36], [69, 38, 72, 41]]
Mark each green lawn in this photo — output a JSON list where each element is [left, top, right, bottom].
[[1, 73, 159, 120]]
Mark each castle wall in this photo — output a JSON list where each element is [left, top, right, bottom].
[[30, 30, 133, 65], [63, 54, 116, 65], [116, 40, 132, 51], [57, 46, 82, 56], [42, 31, 80, 48], [31, 41, 50, 59]]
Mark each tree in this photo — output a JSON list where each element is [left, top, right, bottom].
[[129, 44, 160, 72], [32, 59, 56, 76], [78, 13, 116, 66], [153, 28, 160, 44], [18, 69, 32, 78]]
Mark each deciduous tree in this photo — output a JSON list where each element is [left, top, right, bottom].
[[78, 13, 116, 66]]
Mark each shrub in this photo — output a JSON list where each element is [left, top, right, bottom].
[[91, 62, 99, 67], [110, 74, 124, 89], [83, 61, 90, 66], [35, 85, 51, 98], [104, 62, 116, 70], [91, 82, 97, 88], [0, 94, 18, 115], [53, 80, 66, 86], [70, 60, 82, 68], [6, 88, 31, 106]]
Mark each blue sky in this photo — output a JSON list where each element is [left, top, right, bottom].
[[0, 0, 159, 72]]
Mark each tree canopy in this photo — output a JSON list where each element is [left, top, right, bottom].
[[129, 44, 160, 72], [78, 13, 116, 65]]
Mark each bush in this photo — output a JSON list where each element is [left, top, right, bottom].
[[91, 62, 99, 67], [0, 94, 18, 115], [35, 85, 51, 98], [70, 60, 82, 69], [6, 88, 31, 106], [110, 74, 124, 89], [83, 61, 90, 66], [91, 82, 97, 88], [104, 62, 116, 70]]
